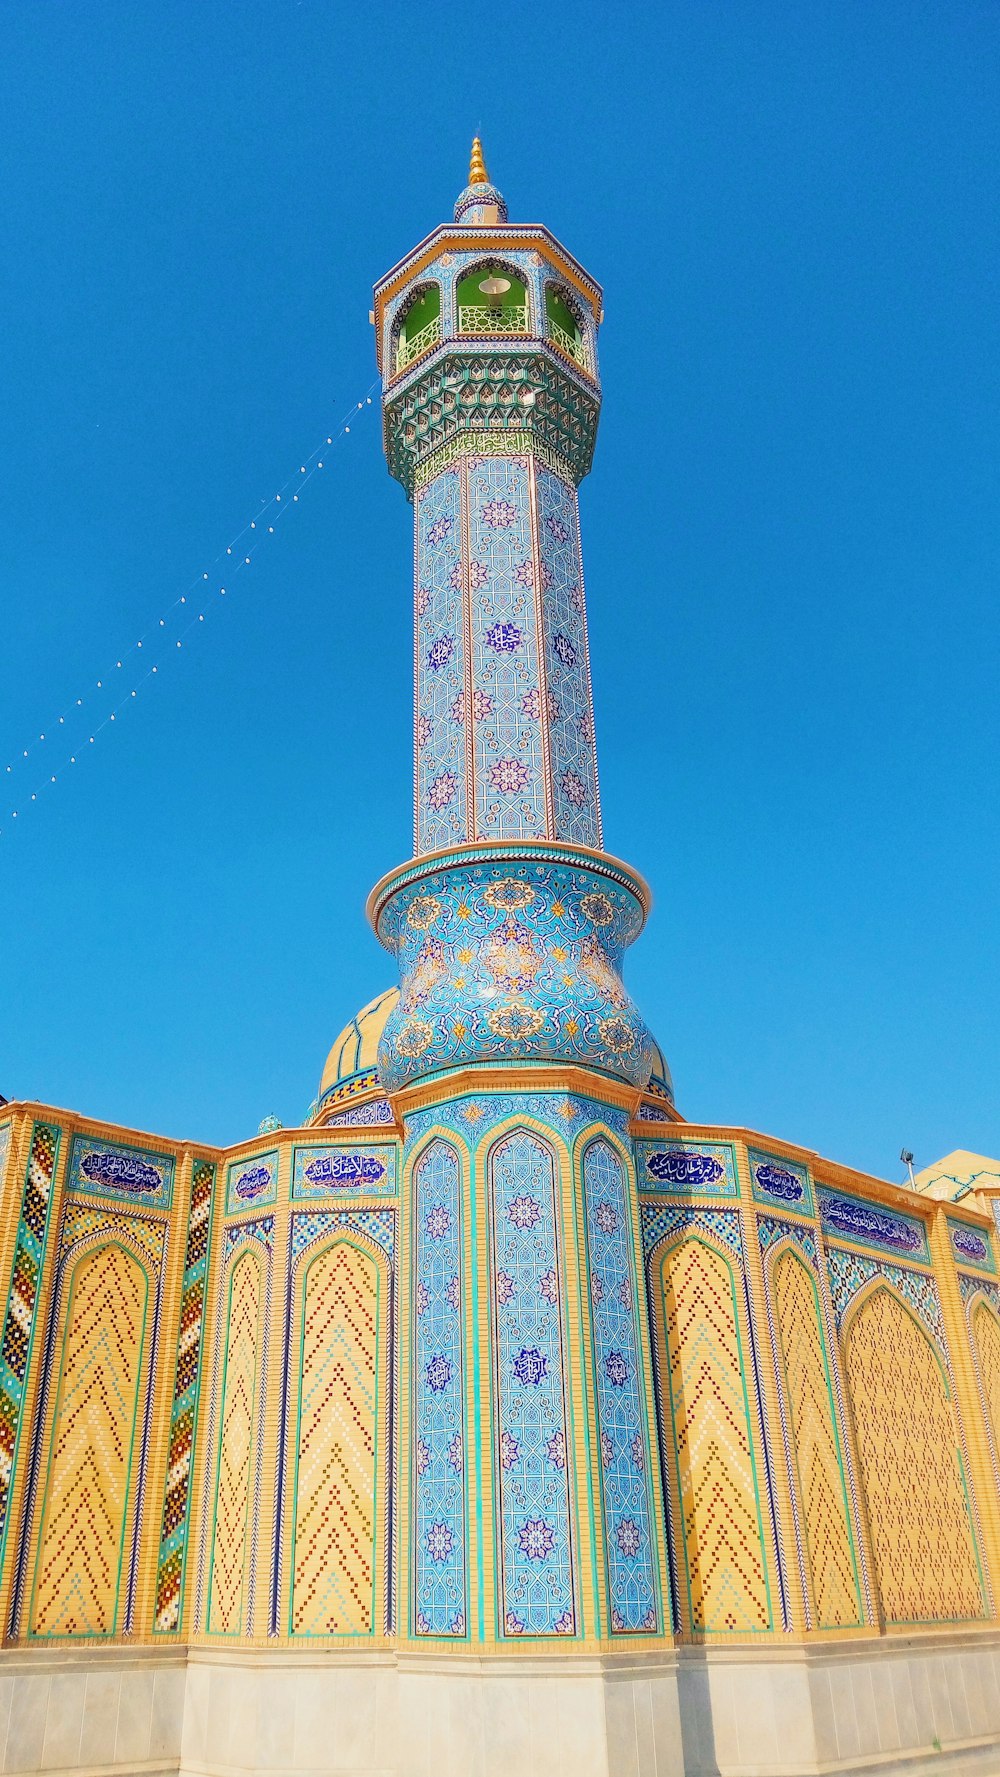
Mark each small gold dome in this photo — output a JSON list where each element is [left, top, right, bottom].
[[319, 987, 399, 1099]]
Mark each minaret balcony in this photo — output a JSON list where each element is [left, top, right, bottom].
[[457, 302, 530, 337], [546, 316, 590, 372], [395, 314, 442, 373]]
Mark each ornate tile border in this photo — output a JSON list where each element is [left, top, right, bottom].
[[948, 1217, 996, 1275], [634, 1138, 738, 1198], [68, 1132, 174, 1212], [818, 1187, 929, 1264], [749, 1149, 815, 1215], [225, 1150, 278, 1216], [291, 1144, 398, 1200]]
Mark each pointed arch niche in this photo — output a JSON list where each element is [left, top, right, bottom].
[[651, 1233, 773, 1636], [287, 1233, 390, 1638], [768, 1244, 863, 1629], [28, 1241, 150, 1637], [843, 1282, 985, 1625], [206, 1247, 263, 1636]]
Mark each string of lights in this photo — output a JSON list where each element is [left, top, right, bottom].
[[1, 384, 379, 839]]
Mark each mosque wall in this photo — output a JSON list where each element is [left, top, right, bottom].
[[1, 1096, 1000, 1672]]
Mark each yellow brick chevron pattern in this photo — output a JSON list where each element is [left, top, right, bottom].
[[208, 1252, 261, 1634], [29, 1245, 147, 1636], [845, 1286, 984, 1625], [655, 1239, 772, 1634], [772, 1249, 862, 1627], [290, 1240, 383, 1635], [972, 1302, 1000, 1471]]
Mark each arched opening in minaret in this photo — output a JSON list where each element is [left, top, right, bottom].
[[456, 262, 529, 338], [394, 282, 442, 373], [545, 282, 589, 371]]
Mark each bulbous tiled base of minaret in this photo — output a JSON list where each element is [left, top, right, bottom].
[[369, 842, 656, 1093]]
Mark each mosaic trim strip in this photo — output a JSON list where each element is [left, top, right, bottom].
[[491, 1131, 575, 1636], [948, 1218, 995, 1274], [67, 1133, 174, 1212], [640, 1203, 743, 1262], [412, 1140, 467, 1635], [749, 1149, 815, 1215], [154, 1159, 216, 1633], [318, 1067, 380, 1110], [960, 1273, 1000, 1314], [292, 1144, 398, 1200], [583, 1139, 658, 1631], [757, 1215, 818, 1263], [818, 1188, 928, 1263], [222, 1216, 275, 1266], [635, 1139, 737, 1198], [58, 1201, 166, 1268], [408, 1093, 629, 1149], [225, 1151, 277, 1216], [326, 1099, 395, 1129], [0, 1122, 60, 1567], [290, 1209, 395, 1265], [413, 429, 578, 492], [825, 1246, 945, 1349], [0, 1124, 11, 1185]]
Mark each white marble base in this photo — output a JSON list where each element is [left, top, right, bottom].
[[1, 1634, 999, 1776], [0, 1645, 184, 1775]]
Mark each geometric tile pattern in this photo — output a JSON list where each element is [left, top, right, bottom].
[[843, 1285, 985, 1625], [412, 1139, 467, 1635], [971, 1299, 1000, 1480], [536, 466, 600, 846], [376, 853, 653, 1091], [415, 465, 468, 852], [641, 1203, 743, 1263], [290, 1209, 395, 1266], [59, 1201, 165, 1269], [409, 1092, 630, 1149], [154, 1159, 215, 1633], [290, 1240, 384, 1635], [583, 1139, 657, 1631], [0, 1122, 60, 1569], [490, 1130, 575, 1636], [651, 1236, 773, 1633], [757, 1216, 817, 1262], [824, 1246, 945, 1350], [770, 1247, 862, 1628], [222, 1216, 275, 1267], [208, 1250, 262, 1635], [467, 456, 547, 843], [29, 1242, 148, 1636], [412, 450, 600, 854]]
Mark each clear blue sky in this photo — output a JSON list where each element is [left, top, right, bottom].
[[2, 1, 997, 1182]]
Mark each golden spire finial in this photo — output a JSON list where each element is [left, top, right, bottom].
[[469, 137, 489, 186]]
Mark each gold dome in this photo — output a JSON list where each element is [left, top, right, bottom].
[[319, 988, 399, 1101]]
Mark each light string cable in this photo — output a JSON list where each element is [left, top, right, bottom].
[[1, 382, 379, 838]]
